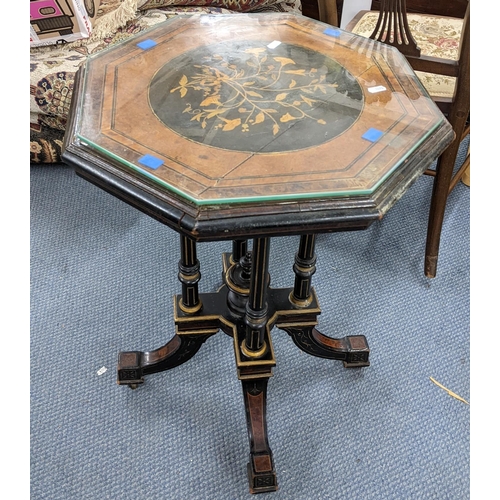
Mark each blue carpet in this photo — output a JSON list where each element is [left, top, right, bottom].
[[30, 145, 469, 499]]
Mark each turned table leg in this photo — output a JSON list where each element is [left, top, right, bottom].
[[117, 235, 212, 387], [280, 234, 370, 367], [242, 237, 270, 359], [289, 233, 316, 307], [178, 234, 202, 314], [235, 237, 278, 493]]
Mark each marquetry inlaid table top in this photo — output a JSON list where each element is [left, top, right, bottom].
[[63, 13, 453, 240]]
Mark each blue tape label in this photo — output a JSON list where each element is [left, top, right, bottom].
[[362, 128, 384, 142], [137, 39, 157, 50], [138, 154, 164, 170], [323, 27, 341, 37]]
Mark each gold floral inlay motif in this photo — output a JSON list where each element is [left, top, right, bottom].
[[169, 47, 339, 136]]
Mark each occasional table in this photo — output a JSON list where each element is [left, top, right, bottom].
[[62, 13, 453, 494]]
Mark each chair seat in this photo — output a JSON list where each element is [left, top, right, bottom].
[[347, 11, 464, 99]]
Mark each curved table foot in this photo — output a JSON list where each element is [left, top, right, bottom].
[[242, 379, 278, 494], [281, 325, 370, 368], [117, 333, 212, 387]]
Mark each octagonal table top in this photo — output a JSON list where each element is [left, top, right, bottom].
[[63, 13, 453, 240]]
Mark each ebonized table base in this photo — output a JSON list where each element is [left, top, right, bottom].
[[117, 236, 370, 494]]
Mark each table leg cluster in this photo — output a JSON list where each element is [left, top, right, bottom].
[[117, 235, 370, 493]]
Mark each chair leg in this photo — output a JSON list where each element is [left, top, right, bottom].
[[461, 146, 470, 187], [424, 144, 461, 278], [461, 164, 470, 187], [425, 3, 469, 278]]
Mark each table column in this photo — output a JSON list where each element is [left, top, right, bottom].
[[290, 234, 316, 307], [242, 237, 270, 359], [178, 234, 202, 314]]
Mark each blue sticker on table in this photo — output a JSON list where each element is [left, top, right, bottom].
[[323, 27, 341, 37], [138, 154, 163, 170], [362, 128, 384, 142], [137, 39, 157, 50]]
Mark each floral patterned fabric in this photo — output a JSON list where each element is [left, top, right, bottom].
[[139, 0, 300, 12], [349, 12, 463, 99], [30, 0, 302, 163]]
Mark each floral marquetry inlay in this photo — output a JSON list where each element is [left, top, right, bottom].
[[71, 14, 451, 205], [149, 41, 363, 152]]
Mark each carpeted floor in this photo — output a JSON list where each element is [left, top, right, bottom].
[[30, 142, 469, 499]]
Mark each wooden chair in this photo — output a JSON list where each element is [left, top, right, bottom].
[[302, 0, 339, 26], [317, 0, 470, 278]]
